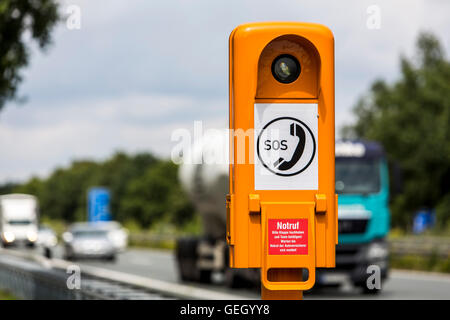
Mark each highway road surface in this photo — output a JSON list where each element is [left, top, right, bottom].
[[44, 246, 450, 300]]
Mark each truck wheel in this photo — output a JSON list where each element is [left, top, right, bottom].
[[198, 270, 212, 283], [361, 286, 382, 295], [177, 255, 196, 282], [224, 269, 245, 289], [178, 260, 190, 281], [176, 237, 199, 282], [44, 247, 52, 259], [106, 254, 117, 262]]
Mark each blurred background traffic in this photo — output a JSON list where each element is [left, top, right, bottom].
[[0, 0, 449, 300]]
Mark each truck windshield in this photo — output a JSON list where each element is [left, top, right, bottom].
[[335, 158, 381, 194], [7, 220, 32, 225]]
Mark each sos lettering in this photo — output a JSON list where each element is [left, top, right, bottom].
[[264, 140, 287, 151]]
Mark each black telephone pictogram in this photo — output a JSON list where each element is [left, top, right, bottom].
[[273, 122, 306, 171]]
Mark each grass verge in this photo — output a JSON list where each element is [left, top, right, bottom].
[[0, 289, 18, 300]]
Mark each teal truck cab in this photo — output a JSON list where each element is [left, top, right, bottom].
[[318, 140, 390, 292]]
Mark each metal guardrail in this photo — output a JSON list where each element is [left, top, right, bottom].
[[0, 248, 247, 300], [0, 253, 97, 299], [389, 237, 450, 258]]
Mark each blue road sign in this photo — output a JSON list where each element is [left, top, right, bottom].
[[87, 187, 111, 222], [413, 208, 436, 234]]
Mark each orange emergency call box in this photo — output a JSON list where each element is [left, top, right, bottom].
[[226, 22, 337, 296]]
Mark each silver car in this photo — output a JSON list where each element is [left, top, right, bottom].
[[63, 223, 117, 261], [37, 225, 58, 248], [90, 221, 128, 252], [37, 225, 58, 258]]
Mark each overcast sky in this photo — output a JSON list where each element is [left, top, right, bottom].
[[0, 0, 449, 182]]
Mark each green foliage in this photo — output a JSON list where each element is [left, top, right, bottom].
[[95, 152, 158, 222], [435, 194, 450, 232], [2, 152, 195, 229], [0, 0, 60, 110], [120, 161, 194, 228], [0, 182, 18, 194], [342, 32, 450, 229], [390, 253, 450, 273]]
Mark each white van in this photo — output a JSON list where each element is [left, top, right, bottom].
[[0, 194, 39, 247]]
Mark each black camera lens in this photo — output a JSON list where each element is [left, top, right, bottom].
[[271, 54, 301, 84]]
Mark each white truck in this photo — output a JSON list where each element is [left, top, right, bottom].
[[0, 194, 39, 247]]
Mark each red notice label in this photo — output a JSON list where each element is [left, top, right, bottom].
[[268, 219, 308, 255]]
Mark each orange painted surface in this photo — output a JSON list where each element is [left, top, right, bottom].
[[227, 22, 337, 294]]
